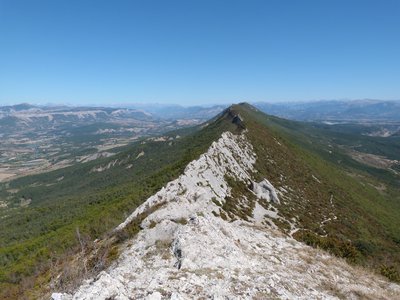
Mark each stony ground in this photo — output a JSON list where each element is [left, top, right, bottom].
[[53, 132, 400, 300]]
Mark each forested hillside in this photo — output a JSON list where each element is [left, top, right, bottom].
[[1, 103, 400, 299]]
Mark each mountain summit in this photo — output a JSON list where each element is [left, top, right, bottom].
[[51, 104, 400, 299]]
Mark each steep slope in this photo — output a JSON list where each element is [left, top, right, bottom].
[[3, 103, 400, 299], [232, 104, 400, 278], [0, 107, 240, 299], [53, 130, 400, 299]]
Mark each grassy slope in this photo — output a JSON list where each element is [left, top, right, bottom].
[[231, 103, 400, 279]]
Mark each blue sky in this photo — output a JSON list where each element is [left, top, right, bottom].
[[0, 0, 399, 106]]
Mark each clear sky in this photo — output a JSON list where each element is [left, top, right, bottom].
[[0, 0, 399, 106]]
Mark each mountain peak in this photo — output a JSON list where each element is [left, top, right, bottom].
[[218, 106, 246, 130]]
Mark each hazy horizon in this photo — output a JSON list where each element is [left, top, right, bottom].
[[2, 98, 400, 109]]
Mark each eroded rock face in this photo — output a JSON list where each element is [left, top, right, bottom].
[[115, 131, 256, 233], [53, 132, 400, 300], [252, 179, 280, 204]]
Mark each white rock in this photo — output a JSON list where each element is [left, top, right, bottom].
[[252, 179, 280, 204], [55, 132, 400, 300], [51, 293, 71, 300], [146, 291, 162, 300]]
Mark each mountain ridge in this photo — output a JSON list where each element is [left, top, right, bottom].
[[1, 103, 400, 299], [52, 114, 400, 299]]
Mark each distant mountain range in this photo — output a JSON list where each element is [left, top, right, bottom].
[[0, 104, 153, 127], [254, 99, 400, 122], [3, 99, 400, 124], [119, 103, 227, 120]]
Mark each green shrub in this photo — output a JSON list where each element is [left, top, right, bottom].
[[296, 231, 360, 263], [380, 265, 400, 282]]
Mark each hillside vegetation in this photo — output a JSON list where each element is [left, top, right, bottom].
[[0, 112, 239, 299], [231, 103, 400, 280], [1, 103, 399, 298]]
